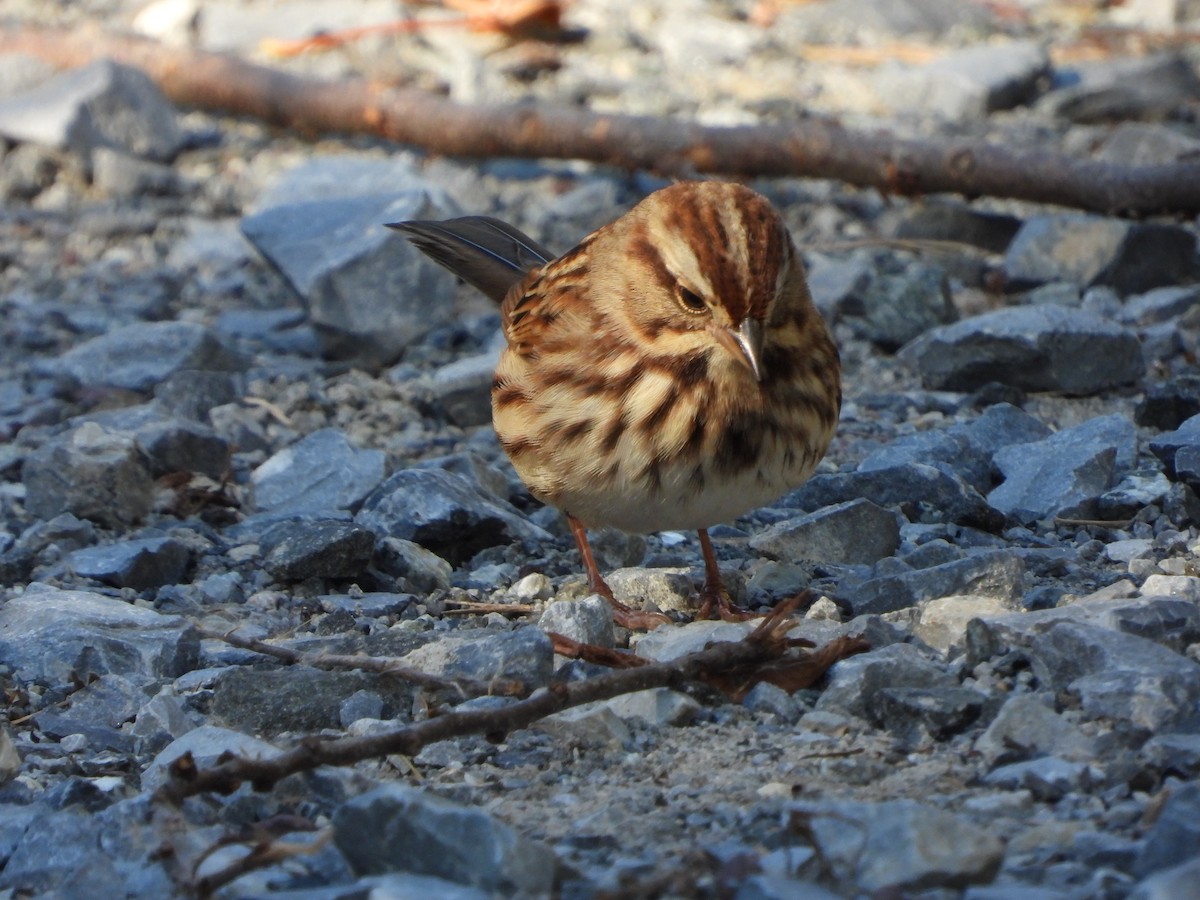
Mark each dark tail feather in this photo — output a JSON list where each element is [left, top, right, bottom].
[[388, 216, 554, 304]]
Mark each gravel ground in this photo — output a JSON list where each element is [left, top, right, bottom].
[[2, 1, 1200, 898]]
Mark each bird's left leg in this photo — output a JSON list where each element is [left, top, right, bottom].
[[695, 528, 759, 621]]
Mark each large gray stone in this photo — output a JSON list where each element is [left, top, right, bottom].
[[1004, 213, 1200, 296], [899, 305, 1144, 394], [332, 784, 558, 895], [1149, 413, 1200, 480], [209, 667, 419, 736], [858, 403, 1050, 492], [260, 519, 377, 581], [48, 321, 246, 394], [66, 537, 191, 590], [846, 550, 1028, 617], [252, 428, 386, 515], [0, 59, 183, 161], [816, 643, 957, 720], [22, 423, 154, 528], [790, 798, 1003, 891], [832, 255, 957, 350], [1039, 53, 1200, 124], [782, 463, 1005, 532], [240, 157, 461, 367], [357, 469, 551, 566], [875, 40, 1048, 119], [0, 586, 198, 687], [1133, 781, 1200, 878], [989, 413, 1137, 524], [750, 498, 901, 566], [970, 618, 1200, 732], [975, 693, 1097, 765]]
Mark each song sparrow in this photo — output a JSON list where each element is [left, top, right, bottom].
[[391, 181, 840, 628]]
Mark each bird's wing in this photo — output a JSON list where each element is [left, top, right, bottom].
[[388, 216, 554, 304]]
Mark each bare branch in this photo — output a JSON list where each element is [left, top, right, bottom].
[[158, 603, 866, 803], [2, 24, 1200, 216]]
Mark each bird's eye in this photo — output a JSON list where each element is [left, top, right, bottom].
[[677, 285, 707, 313]]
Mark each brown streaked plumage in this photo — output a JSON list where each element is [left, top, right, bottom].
[[391, 181, 841, 628]]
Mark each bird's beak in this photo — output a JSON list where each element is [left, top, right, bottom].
[[719, 318, 765, 382]]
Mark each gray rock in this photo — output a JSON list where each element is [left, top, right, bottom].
[[252, 428, 387, 515], [790, 798, 1003, 891], [141, 724, 281, 793], [67, 536, 191, 590], [0, 799, 176, 898], [332, 784, 558, 894], [339, 690, 385, 728], [989, 413, 1137, 524], [373, 538, 453, 593], [605, 567, 694, 613], [890, 200, 1022, 255], [0, 585, 198, 686], [1149, 413, 1200, 480], [983, 757, 1094, 802], [780, 0, 993, 38], [320, 592, 413, 618], [241, 159, 460, 367], [858, 403, 1050, 492], [91, 146, 182, 197], [1095, 122, 1200, 166], [745, 560, 812, 600], [1130, 857, 1200, 900], [782, 463, 1005, 532], [428, 350, 501, 427], [1142, 732, 1200, 779], [603, 687, 700, 726], [1099, 470, 1173, 519], [1133, 781, 1200, 878], [411, 452, 511, 502], [261, 519, 376, 581], [899, 305, 1144, 394], [209, 666, 417, 735], [868, 686, 986, 740], [968, 593, 1200, 659], [0, 59, 183, 161], [34, 672, 147, 751], [751, 498, 900, 566], [743, 682, 804, 724], [0, 141, 58, 201], [635, 619, 757, 662], [539, 596, 615, 648], [23, 423, 154, 528], [357, 469, 551, 566], [1004, 213, 1200, 296], [1019, 622, 1200, 731], [834, 255, 957, 350], [49, 321, 246, 394], [1040, 53, 1200, 124], [847, 550, 1027, 616], [442, 627, 554, 688], [153, 369, 241, 423], [974, 693, 1097, 765], [1120, 284, 1200, 327], [804, 254, 871, 319], [876, 40, 1048, 120], [132, 416, 230, 478], [816, 643, 957, 720], [128, 686, 200, 754]]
